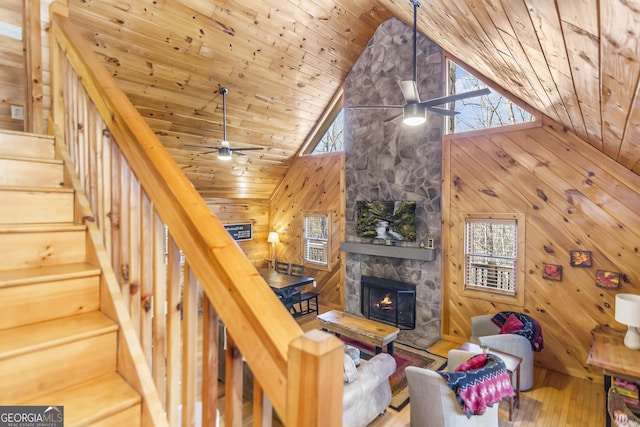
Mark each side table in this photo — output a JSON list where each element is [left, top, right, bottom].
[[587, 325, 640, 427], [460, 342, 522, 421]]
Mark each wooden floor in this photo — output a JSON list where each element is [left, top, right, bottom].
[[215, 307, 606, 426]]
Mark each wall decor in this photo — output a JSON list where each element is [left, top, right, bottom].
[[595, 270, 620, 289], [543, 264, 562, 281], [223, 223, 253, 241], [569, 250, 592, 267]]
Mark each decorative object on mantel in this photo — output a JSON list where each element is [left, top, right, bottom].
[[267, 231, 279, 269], [615, 293, 640, 350], [542, 263, 562, 281], [596, 270, 620, 289], [569, 250, 592, 267]]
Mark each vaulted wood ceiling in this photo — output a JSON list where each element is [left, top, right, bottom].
[[66, 0, 640, 199]]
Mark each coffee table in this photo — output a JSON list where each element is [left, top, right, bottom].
[[460, 342, 522, 421], [317, 310, 399, 356]]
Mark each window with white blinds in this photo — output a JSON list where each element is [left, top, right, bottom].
[[304, 214, 329, 266], [465, 217, 517, 293]]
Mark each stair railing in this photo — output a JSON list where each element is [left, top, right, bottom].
[[48, 5, 343, 427]]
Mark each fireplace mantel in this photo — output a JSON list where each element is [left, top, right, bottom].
[[340, 242, 436, 261]]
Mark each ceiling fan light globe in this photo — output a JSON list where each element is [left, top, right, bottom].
[[218, 147, 232, 161], [403, 103, 426, 126]]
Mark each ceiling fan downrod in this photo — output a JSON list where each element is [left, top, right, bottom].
[[410, 0, 421, 84]]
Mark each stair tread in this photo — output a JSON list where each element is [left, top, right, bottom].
[[0, 185, 73, 193], [0, 312, 118, 360], [0, 155, 63, 165], [0, 262, 100, 288], [0, 223, 85, 232], [19, 372, 140, 427]]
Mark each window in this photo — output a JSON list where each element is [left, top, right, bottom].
[[461, 213, 525, 306], [446, 59, 534, 134], [310, 109, 344, 154], [303, 212, 330, 268], [302, 89, 344, 155]]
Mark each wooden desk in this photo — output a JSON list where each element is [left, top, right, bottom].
[[587, 325, 640, 427], [258, 267, 313, 295], [258, 268, 314, 316], [317, 309, 399, 356]]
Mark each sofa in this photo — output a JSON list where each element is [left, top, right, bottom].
[[342, 346, 396, 427], [218, 324, 397, 427]]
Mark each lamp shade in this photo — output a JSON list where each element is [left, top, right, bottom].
[[267, 231, 280, 244], [615, 293, 640, 327], [403, 103, 426, 126]]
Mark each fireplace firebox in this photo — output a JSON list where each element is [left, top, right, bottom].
[[361, 275, 416, 329]]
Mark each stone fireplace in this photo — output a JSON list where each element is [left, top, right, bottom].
[[361, 275, 416, 329], [342, 18, 443, 349]]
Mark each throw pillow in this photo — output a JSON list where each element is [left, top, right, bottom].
[[455, 353, 487, 372], [343, 353, 358, 383], [344, 344, 361, 367], [500, 313, 524, 334]]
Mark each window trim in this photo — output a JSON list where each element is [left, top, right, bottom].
[[459, 212, 525, 306], [302, 210, 331, 272]]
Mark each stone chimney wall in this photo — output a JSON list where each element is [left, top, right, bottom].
[[343, 18, 443, 349]]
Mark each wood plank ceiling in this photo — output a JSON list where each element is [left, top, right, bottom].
[[66, 0, 640, 199]]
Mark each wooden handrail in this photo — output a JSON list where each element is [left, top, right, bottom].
[[48, 3, 343, 426]]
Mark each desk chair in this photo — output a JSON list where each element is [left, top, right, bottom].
[[289, 263, 305, 277], [275, 261, 290, 274]]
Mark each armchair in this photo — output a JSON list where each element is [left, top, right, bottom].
[[470, 314, 534, 391], [405, 349, 499, 427]]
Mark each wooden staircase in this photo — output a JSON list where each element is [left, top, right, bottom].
[[0, 130, 142, 426]]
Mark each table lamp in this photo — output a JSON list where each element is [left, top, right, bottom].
[[615, 293, 640, 350], [267, 232, 279, 268]]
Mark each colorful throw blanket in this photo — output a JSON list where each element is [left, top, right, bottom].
[[492, 311, 544, 352], [439, 354, 515, 418]]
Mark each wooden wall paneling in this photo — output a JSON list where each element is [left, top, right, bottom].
[[599, 0, 640, 159], [0, 1, 24, 130], [557, 0, 602, 147], [270, 153, 345, 309], [465, 131, 619, 377], [522, 0, 588, 141], [0, 34, 25, 131], [204, 198, 271, 267], [24, 0, 44, 134], [444, 118, 640, 381]]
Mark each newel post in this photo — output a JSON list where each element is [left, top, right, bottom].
[[286, 329, 344, 427]]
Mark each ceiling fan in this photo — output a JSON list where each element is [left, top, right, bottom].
[[185, 87, 263, 161], [348, 0, 490, 126]]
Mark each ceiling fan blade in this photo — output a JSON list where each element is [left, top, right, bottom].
[[184, 143, 221, 150], [420, 88, 491, 107], [231, 147, 264, 151], [426, 106, 459, 116], [347, 105, 404, 110], [383, 112, 404, 123], [398, 80, 420, 103]]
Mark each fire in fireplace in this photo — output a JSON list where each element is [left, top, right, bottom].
[[361, 276, 416, 329]]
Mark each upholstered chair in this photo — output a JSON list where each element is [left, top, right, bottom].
[[405, 349, 499, 427], [470, 314, 534, 391]]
